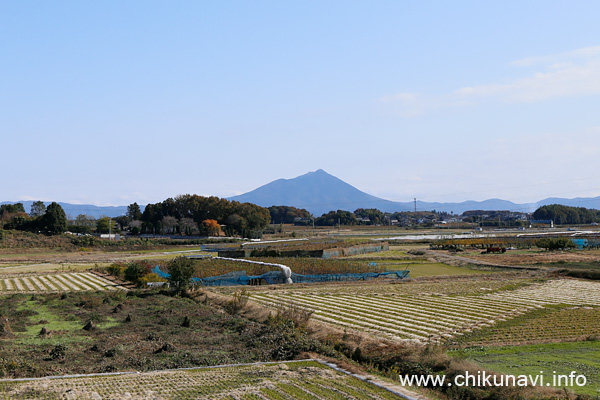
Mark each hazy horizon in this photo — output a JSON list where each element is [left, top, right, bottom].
[[3, 168, 600, 212]]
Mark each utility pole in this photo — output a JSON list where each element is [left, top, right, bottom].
[[414, 198, 417, 213], [109, 217, 112, 240]]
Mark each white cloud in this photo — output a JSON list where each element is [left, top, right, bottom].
[[456, 60, 600, 103], [510, 45, 600, 67], [383, 45, 600, 115]]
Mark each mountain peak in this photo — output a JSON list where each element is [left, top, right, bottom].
[[228, 170, 395, 215], [301, 168, 329, 178]]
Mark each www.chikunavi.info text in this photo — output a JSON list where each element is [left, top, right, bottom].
[[399, 371, 587, 388]]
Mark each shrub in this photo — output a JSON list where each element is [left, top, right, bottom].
[[48, 345, 67, 360], [124, 261, 152, 286], [536, 237, 576, 250], [224, 289, 249, 315], [274, 302, 313, 329], [107, 263, 126, 279], [70, 235, 99, 247], [75, 295, 102, 309], [138, 273, 167, 286], [167, 257, 195, 292]]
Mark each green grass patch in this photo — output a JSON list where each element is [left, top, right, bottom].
[[15, 300, 88, 346], [452, 341, 600, 396], [19, 300, 82, 331]]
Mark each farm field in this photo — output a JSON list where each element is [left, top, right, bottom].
[[0, 264, 95, 275], [434, 248, 600, 267], [0, 360, 407, 400], [374, 261, 493, 278], [0, 272, 125, 293], [248, 278, 600, 342], [452, 304, 600, 346], [453, 341, 600, 396]]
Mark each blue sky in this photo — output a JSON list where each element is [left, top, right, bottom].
[[2, 1, 600, 207]]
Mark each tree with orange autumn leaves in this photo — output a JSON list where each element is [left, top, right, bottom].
[[202, 219, 222, 236]]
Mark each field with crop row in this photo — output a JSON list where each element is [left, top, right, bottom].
[[0, 360, 405, 400], [487, 279, 600, 306], [250, 279, 600, 342], [453, 305, 600, 346], [0, 272, 124, 293], [251, 292, 539, 341]]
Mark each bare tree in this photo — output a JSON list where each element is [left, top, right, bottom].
[[161, 216, 178, 234], [179, 218, 198, 235]]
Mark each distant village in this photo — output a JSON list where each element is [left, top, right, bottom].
[[291, 209, 533, 229]]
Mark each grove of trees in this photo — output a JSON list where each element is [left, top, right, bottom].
[[354, 208, 385, 225], [0, 202, 67, 234], [533, 204, 600, 225], [141, 194, 270, 238], [315, 210, 358, 226], [268, 205, 311, 224]]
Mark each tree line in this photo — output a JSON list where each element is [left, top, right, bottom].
[[276, 205, 600, 228], [3, 198, 598, 238]]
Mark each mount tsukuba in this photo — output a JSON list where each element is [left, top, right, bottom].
[[228, 169, 600, 216], [228, 169, 403, 216]]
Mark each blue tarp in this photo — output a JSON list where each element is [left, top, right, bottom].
[[571, 238, 589, 249], [152, 266, 409, 287]]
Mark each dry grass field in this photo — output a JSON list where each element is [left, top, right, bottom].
[[0, 360, 408, 400]]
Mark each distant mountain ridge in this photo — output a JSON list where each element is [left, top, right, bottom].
[[228, 169, 600, 216], [0, 201, 129, 219]]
